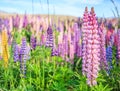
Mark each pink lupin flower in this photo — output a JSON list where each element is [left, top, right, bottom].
[[82, 7, 100, 86], [69, 42, 74, 64], [63, 32, 68, 60], [82, 7, 89, 76], [86, 7, 100, 86], [117, 29, 120, 59]]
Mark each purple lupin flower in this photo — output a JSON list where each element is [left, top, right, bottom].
[[13, 45, 19, 62], [30, 35, 36, 50], [73, 22, 82, 57], [73, 22, 79, 54], [62, 33, 68, 59], [23, 14, 28, 28], [51, 47, 59, 56], [0, 18, 4, 31], [4, 18, 10, 31], [46, 26, 53, 48], [20, 37, 29, 77], [13, 43, 20, 62], [98, 24, 108, 70], [12, 15, 20, 28]]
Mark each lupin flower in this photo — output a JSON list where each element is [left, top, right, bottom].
[[0, 32, 2, 59], [69, 34, 75, 64], [117, 29, 120, 60], [46, 26, 53, 48], [51, 47, 59, 56], [86, 7, 100, 86], [0, 18, 2, 31], [23, 14, 28, 28], [82, 7, 100, 86], [82, 7, 89, 76], [98, 24, 108, 70], [73, 22, 82, 57], [4, 19, 10, 31], [2, 29, 9, 68], [12, 15, 20, 28], [73, 23, 79, 54], [20, 37, 30, 77], [0, 18, 4, 31], [106, 45, 112, 74], [69, 42, 74, 64], [30, 35, 36, 50], [62, 33, 68, 60], [13, 43, 20, 62], [106, 34, 114, 72], [58, 23, 64, 57]]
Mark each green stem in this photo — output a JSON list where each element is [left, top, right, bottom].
[[42, 59, 45, 90], [53, 56, 56, 75]]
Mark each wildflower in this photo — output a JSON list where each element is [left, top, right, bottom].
[[13, 42, 20, 62], [117, 29, 120, 60], [2, 29, 9, 68], [82, 7, 100, 86], [82, 7, 89, 76], [98, 24, 108, 70], [106, 45, 112, 74], [12, 15, 20, 28], [20, 37, 30, 77], [30, 35, 36, 50], [46, 26, 53, 48], [0, 32, 2, 59], [23, 14, 28, 28], [86, 7, 100, 86]]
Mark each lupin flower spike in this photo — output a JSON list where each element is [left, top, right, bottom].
[[82, 6, 89, 76], [30, 35, 36, 50], [2, 29, 9, 68], [20, 37, 30, 78], [46, 26, 54, 48], [82, 7, 100, 86], [13, 42, 20, 62], [99, 24, 108, 70]]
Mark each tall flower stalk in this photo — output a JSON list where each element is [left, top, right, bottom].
[[13, 42, 20, 62], [0, 31, 2, 59], [20, 37, 30, 77], [46, 26, 53, 48], [30, 35, 36, 50], [106, 45, 112, 74], [117, 29, 120, 65], [2, 29, 9, 68], [82, 7, 89, 76], [99, 24, 108, 70], [82, 7, 100, 86]]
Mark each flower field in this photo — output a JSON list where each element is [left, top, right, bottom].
[[0, 4, 120, 91]]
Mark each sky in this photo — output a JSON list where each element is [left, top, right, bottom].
[[0, 0, 120, 18]]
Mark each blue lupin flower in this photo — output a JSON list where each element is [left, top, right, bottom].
[[106, 46, 112, 74]]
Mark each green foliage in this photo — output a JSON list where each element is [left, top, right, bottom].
[[0, 44, 120, 91], [91, 83, 112, 91]]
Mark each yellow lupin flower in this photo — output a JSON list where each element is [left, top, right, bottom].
[[2, 30, 9, 68], [0, 33, 2, 58]]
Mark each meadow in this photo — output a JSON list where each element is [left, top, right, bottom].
[[0, 5, 120, 91]]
